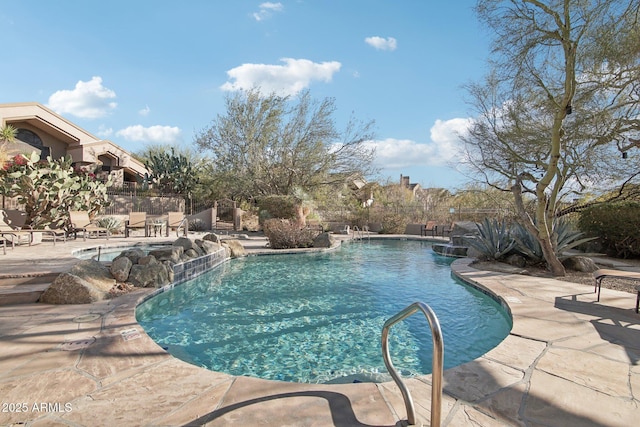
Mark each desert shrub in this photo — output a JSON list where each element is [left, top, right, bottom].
[[378, 213, 405, 234], [263, 219, 320, 249], [96, 217, 122, 234], [188, 218, 207, 231], [258, 195, 298, 223], [578, 202, 640, 258]]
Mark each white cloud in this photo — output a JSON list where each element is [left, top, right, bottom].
[[364, 36, 397, 51], [47, 76, 117, 119], [116, 125, 182, 144], [221, 58, 341, 96], [96, 125, 113, 138], [138, 105, 151, 116], [429, 118, 472, 160], [253, 2, 283, 21], [364, 118, 472, 169]]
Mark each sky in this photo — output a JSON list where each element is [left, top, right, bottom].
[[0, 0, 491, 190]]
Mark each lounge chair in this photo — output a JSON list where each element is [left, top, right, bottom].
[[69, 211, 110, 240], [1, 209, 36, 249], [0, 209, 64, 249], [125, 212, 149, 237], [166, 211, 188, 237]]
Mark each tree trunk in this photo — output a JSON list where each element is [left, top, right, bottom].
[[539, 234, 566, 276], [511, 177, 566, 277]]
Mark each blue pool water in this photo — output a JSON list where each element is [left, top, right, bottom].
[[74, 244, 171, 261], [136, 240, 512, 384]]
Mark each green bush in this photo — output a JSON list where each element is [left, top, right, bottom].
[[263, 219, 320, 249], [578, 202, 640, 258], [258, 196, 298, 223]]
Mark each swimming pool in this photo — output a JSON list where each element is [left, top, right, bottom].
[[136, 240, 512, 384], [74, 243, 171, 261]]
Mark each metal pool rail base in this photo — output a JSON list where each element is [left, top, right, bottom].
[[382, 301, 444, 427]]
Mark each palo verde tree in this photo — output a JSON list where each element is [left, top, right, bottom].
[[462, 0, 640, 276], [194, 88, 377, 201]]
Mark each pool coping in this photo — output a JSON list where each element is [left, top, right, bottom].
[[1, 235, 639, 426]]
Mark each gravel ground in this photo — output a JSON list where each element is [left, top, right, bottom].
[[473, 257, 640, 294]]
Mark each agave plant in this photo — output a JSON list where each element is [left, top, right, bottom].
[[512, 220, 597, 263], [96, 217, 122, 234], [511, 222, 544, 264], [465, 218, 517, 261]]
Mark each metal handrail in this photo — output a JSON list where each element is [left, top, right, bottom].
[[352, 226, 369, 242], [176, 217, 188, 237], [382, 302, 444, 427]]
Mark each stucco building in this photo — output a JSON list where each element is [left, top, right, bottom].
[[0, 102, 147, 185]]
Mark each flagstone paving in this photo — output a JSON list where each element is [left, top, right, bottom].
[[0, 235, 638, 426]]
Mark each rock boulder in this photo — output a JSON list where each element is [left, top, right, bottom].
[[40, 260, 115, 304], [313, 232, 336, 248], [222, 239, 246, 258]]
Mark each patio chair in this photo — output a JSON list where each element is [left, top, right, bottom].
[[69, 211, 110, 241], [125, 212, 149, 237], [421, 221, 437, 237], [166, 211, 188, 237], [438, 223, 454, 237]]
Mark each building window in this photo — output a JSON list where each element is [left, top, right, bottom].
[[16, 128, 50, 157]]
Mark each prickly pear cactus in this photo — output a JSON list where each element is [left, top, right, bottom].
[[0, 153, 112, 230]]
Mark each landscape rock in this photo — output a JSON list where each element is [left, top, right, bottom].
[[222, 239, 246, 258], [173, 237, 202, 254], [148, 246, 183, 263], [116, 248, 145, 264], [68, 260, 115, 289], [195, 239, 220, 254], [563, 256, 598, 272], [138, 255, 158, 266], [110, 256, 133, 282], [128, 261, 169, 288], [312, 232, 336, 248], [162, 260, 175, 283], [40, 260, 115, 304], [185, 248, 200, 258], [203, 233, 221, 243], [40, 273, 107, 304]]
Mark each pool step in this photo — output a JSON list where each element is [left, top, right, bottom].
[[0, 274, 57, 305]]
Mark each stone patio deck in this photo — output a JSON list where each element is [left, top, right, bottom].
[[0, 235, 638, 426]]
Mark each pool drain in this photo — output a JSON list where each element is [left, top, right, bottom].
[[72, 314, 102, 323]]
